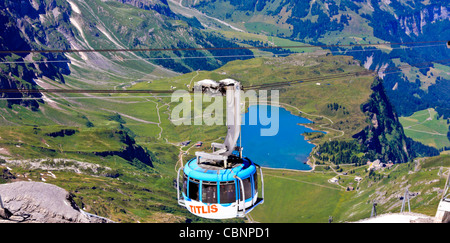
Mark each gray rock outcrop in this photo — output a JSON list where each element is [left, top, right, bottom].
[[0, 181, 111, 223]]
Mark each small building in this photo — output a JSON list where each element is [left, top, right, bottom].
[[180, 140, 191, 146], [369, 159, 382, 170], [195, 141, 203, 147], [355, 176, 362, 182]]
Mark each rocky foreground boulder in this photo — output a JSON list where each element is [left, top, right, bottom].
[[0, 181, 112, 223]]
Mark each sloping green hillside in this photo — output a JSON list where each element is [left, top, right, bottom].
[[400, 108, 450, 150], [134, 50, 438, 162], [129, 50, 445, 222], [249, 154, 449, 222], [0, 0, 255, 112], [0, 47, 446, 222]]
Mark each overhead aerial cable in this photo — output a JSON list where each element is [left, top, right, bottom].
[[0, 40, 447, 55], [0, 70, 374, 95], [0, 57, 448, 98], [0, 42, 446, 65], [0, 44, 442, 66], [0, 53, 448, 102]]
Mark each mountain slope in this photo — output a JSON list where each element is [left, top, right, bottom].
[[132, 50, 439, 164], [0, 181, 112, 223], [0, 0, 255, 109], [0, 0, 446, 223], [352, 77, 439, 163], [184, 0, 449, 44], [183, 0, 450, 120], [129, 51, 443, 222]]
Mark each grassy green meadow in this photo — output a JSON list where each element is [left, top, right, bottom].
[[399, 108, 450, 149], [1, 50, 449, 223]]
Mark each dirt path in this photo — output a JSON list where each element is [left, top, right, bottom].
[[100, 108, 159, 124], [403, 108, 446, 136], [146, 99, 165, 139], [279, 102, 345, 141]]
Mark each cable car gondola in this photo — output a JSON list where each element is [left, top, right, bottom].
[[176, 79, 264, 219]]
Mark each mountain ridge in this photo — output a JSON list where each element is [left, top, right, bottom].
[[0, 0, 448, 223], [0, 0, 255, 109], [352, 76, 439, 163], [183, 0, 450, 119]]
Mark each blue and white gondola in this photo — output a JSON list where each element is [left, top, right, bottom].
[[176, 79, 264, 219]]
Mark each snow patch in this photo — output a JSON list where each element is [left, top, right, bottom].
[[47, 171, 57, 179], [33, 79, 60, 109], [392, 82, 398, 91], [33, 79, 55, 100], [363, 54, 373, 69], [69, 17, 84, 39], [67, 0, 81, 14], [39, 14, 46, 23], [97, 26, 125, 49], [66, 55, 87, 68], [378, 63, 389, 79], [69, 17, 88, 60]]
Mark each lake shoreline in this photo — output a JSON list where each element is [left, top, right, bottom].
[[276, 103, 333, 172], [241, 104, 324, 172], [277, 104, 322, 172]]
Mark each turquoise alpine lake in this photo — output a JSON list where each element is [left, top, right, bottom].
[[239, 105, 324, 171]]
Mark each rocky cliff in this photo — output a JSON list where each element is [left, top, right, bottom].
[[114, 0, 175, 16], [398, 5, 449, 37], [0, 0, 72, 110], [353, 77, 439, 163], [0, 181, 113, 223], [0, 0, 255, 111]]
